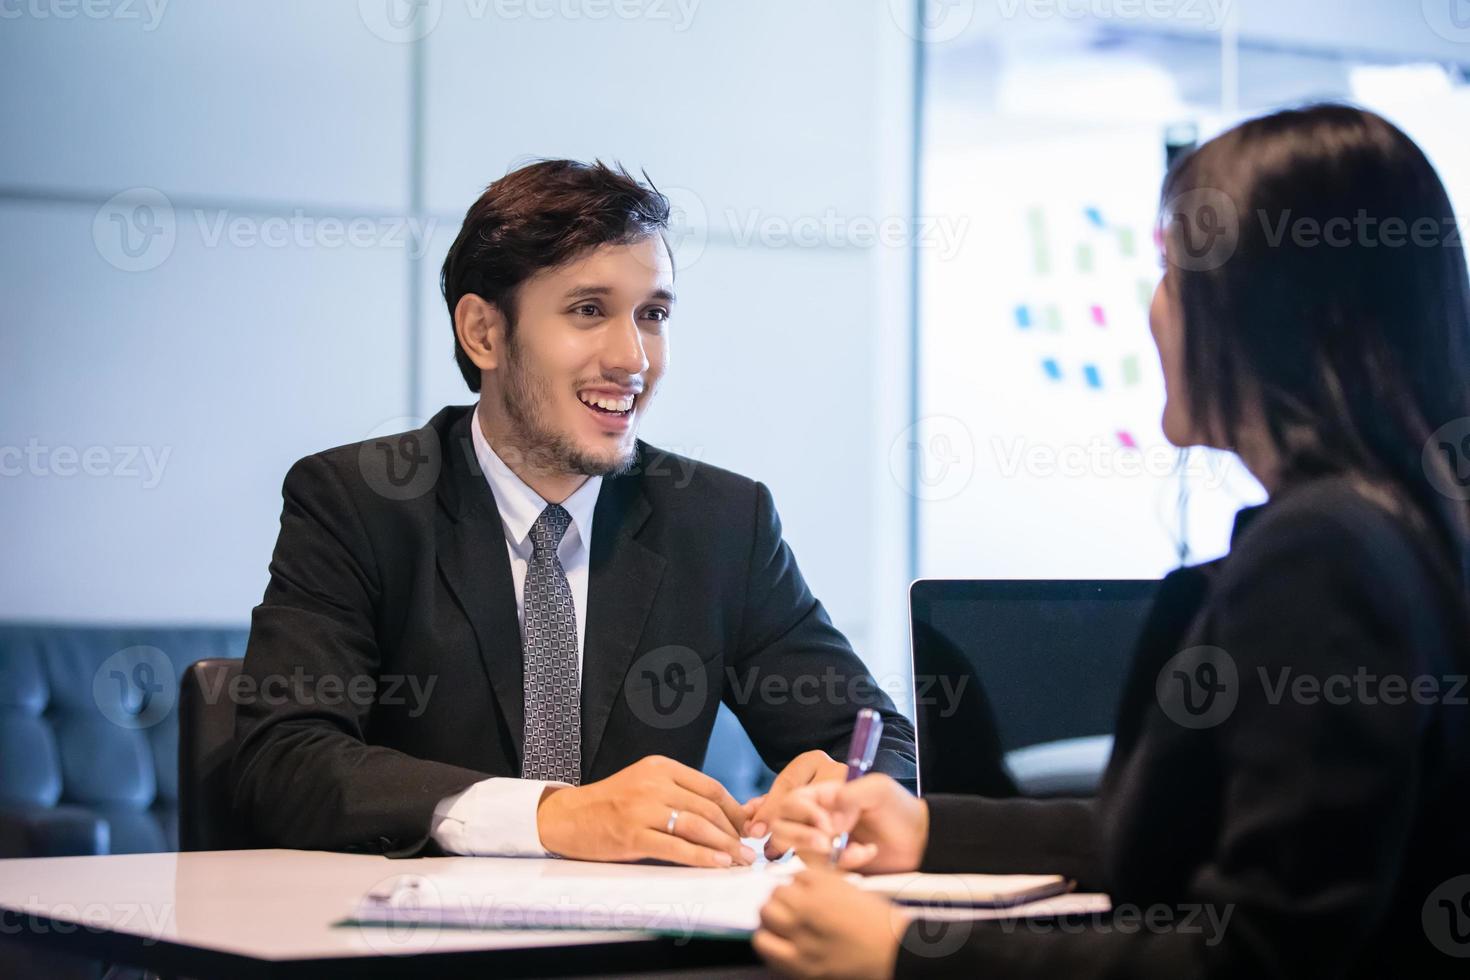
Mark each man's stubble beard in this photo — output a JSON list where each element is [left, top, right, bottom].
[[498, 329, 638, 478]]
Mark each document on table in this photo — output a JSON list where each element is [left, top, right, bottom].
[[344, 856, 1074, 938], [348, 857, 798, 938]]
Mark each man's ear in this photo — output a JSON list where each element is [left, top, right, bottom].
[[454, 293, 508, 374]]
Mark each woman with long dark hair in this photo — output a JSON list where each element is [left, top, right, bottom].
[[752, 104, 1470, 978]]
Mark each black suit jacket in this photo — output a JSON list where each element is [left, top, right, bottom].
[[231, 405, 915, 857], [900, 476, 1470, 978]]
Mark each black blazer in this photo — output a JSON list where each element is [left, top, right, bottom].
[[230, 405, 915, 857], [901, 476, 1470, 978]]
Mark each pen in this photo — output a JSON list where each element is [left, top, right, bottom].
[[829, 707, 883, 867]]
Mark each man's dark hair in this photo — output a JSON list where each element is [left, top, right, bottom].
[[440, 159, 672, 392]]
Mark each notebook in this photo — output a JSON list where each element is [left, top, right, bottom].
[[856, 872, 1071, 907]]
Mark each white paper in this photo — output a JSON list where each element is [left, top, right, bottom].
[[353, 856, 802, 937]]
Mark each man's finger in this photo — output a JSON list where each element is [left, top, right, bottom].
[[667, 784, 744, 842], [745, 791, 789, 838], [752, 755, 830, 835], [666, 807, 755, 865], [634, 828, 734, 868], [768, 753, 815, 795], [668, 763, 747, 832], [741, 794, 768, 835]]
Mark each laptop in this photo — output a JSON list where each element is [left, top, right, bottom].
[[908, 579, 1159, 797]]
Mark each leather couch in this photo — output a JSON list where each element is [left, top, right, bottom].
[[0, 622, 772, 858], [0, 624, 248, 858]]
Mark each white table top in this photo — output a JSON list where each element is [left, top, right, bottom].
[[0, 848, 652, 962], [0, 847, 1111, 975]]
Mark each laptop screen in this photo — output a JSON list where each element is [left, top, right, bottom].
[[909, 579, 1158, 796]]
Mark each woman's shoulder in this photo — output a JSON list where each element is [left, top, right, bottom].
[[1233, 474, 1438, 570], [1217, 473, 1459, 627]]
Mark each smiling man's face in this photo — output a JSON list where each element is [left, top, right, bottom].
[[488, 235, 674, 477]]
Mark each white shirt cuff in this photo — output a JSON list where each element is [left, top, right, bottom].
[[429, 777, 568, 857]]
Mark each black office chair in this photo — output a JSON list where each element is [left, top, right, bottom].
[[177, 658, 250, 851]]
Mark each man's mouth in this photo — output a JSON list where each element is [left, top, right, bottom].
[[577, 388, 637, 419]]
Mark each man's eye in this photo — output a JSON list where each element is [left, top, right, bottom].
[[643, 307, 670, 322], [574, 303, 602, 317]]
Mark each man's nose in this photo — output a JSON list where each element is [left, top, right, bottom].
[[605, 316, 650, 376]]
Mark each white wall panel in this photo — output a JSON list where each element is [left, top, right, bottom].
[[420, 0, 909, 226], [0, 200, 411, 623], [0, 1, 411, 211]]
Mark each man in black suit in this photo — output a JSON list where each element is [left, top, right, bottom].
[[230, 159, 915, 863]]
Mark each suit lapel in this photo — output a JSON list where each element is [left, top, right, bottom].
[[434, 409, 528, 758], [581, 453, 665, 781]]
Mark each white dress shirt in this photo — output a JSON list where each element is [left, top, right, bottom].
[[429, 406, 602, 856]]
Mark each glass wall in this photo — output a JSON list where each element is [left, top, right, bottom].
[[913, 1, 1470, 580]]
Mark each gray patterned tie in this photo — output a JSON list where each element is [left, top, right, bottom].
[[521, 503, 582, 784]]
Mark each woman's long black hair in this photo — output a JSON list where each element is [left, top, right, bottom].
[[1160, 104, 1470, 589]]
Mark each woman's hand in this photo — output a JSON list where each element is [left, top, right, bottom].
[[765, 773, 929, 873], [754, 867, 907, 979], [743, 750, 850, 853]]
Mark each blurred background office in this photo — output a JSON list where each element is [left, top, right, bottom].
[[2, 0, 1468, 708]]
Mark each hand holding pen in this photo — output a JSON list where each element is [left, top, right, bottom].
[[762, 755, 930, 873], [829, 708, 884, 866]]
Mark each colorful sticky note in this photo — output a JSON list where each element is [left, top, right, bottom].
[[1028, 207, 1050, 276], [1117, 227, 1136, 257], [1117, 430, 1138, 449], [1014, 305, 1032, 329], [1085, 206, 1105, 229], [1137, 279, 1154, 309], [1041, 358, 1062, 381], [1045, 305, 1062, 331], [1077, 243, 1094, 273], [1091, 305, 1107, 327], [1121, 355, 1141, 386], [1083, 364, 1102, 389]]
